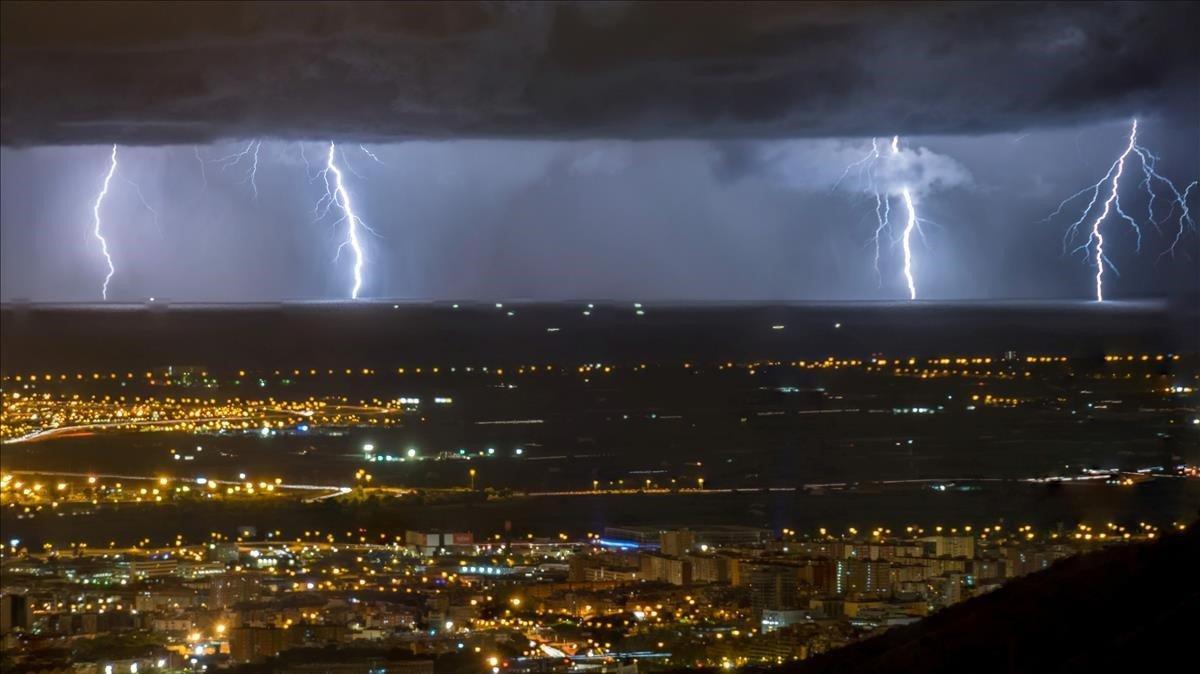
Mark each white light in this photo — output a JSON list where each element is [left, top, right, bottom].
[[363, 444, 375, 452], [92, 145, 119, 300], [406, 448, 417, 458], [324, 142, 367, 298]]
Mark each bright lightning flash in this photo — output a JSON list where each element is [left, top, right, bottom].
[[316, 142, 374, 299], [1047, 119, 1198, 301], [88, 145, 162, 299], [900, 187, 919, 301], [835, 134, 924, 299], [892, 136, 922, 301], [92, 145, 119, 300]]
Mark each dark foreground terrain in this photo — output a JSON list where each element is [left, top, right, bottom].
[[768, 524, 1200, 674]]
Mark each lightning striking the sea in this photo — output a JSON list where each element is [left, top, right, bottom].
[[87, 145, 160, 299], [900, 187, 919, 301], [835, 135, 924, 299], [91, 145, 119, 300], [1046, 119, 1198, 301], [315, 142, 372, 299]]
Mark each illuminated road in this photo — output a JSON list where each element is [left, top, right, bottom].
[[3, 469, 1152, 509], [2, 469, 341, 492], [2, 415, 282, 444]]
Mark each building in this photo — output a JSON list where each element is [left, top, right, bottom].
[[639, 554, 692, 586], [660, 529, 694, 557], [921, 535, 976, 559], [747, 563, 800, 619], [404, 531, 473, 556], [604, 524, 770, 549], [207, 543, 241, 563], [211, 573, 263, 608], [230, 626, 289, 662], [128, 559, 180, 579], [684, 553, 732, 583], [761, 608, 811, 633], [837, 558, 892, 595], [0, 594, 29, 634], [569, 555, 639, 582]]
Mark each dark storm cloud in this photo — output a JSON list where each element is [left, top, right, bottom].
[[2, 1, 1196, 145]]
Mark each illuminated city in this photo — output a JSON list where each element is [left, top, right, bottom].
[[2, 2, 1198, 673], [3, 302, 1197, 673]]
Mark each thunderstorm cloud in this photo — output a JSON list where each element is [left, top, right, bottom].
[[712, 139, 973, 197], [2, 1, 1198, 145]]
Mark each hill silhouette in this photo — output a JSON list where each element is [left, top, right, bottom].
[[770, 523, 1200, 673]]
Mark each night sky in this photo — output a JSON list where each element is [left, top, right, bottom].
[[1, 2, 1197, 302]]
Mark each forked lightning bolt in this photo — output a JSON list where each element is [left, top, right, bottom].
[[314, 142, 376, 299], [835, 138, 890, 284], [212, 139, 263, 200], [1046, 119, 1198, 301], [835, 135, 925, 299], [90, 145, 160, 300]]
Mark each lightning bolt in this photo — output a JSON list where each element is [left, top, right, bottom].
[[118, 172, 159, 230], [894, 136, 925, 300], [1046, 119, 1198, 301], [192, 146, 209, 191], [298, 142, 315, 180], [836, 135, 924, 298], [900, 187, 919, 301], [212, 139, 262, 200], [835, 138, 891, 285], [92, 145, 119, 300], [1161, 181, 1197, 260], [315, 142, 373, 299], [339, 147, 366, 180], [359, 145, 385, 165]]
